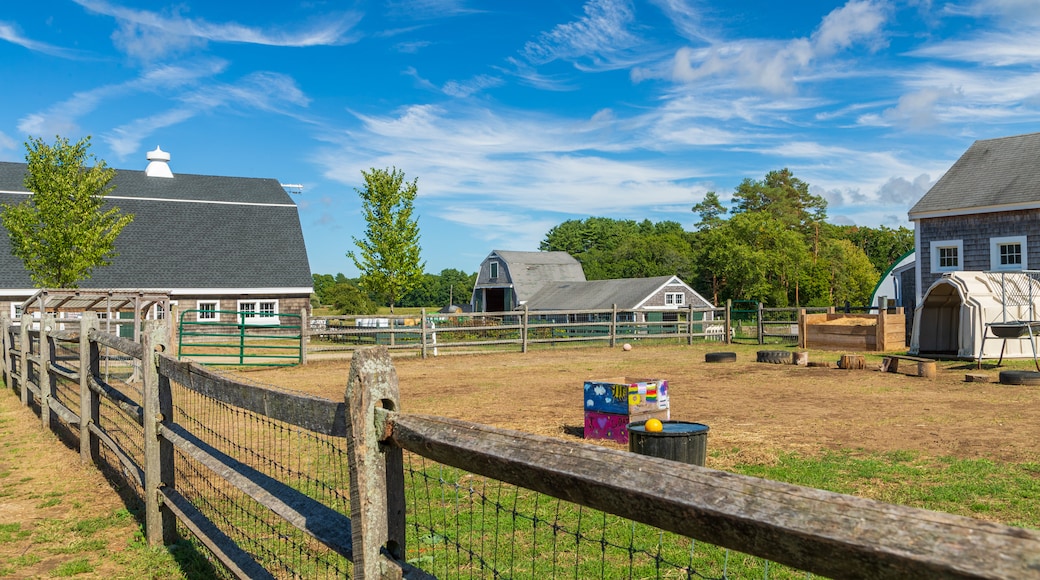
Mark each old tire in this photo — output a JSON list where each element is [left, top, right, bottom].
[[705, 351, 737, 363], [757, 350, 790, 364], [998, 370, 1040, 385]]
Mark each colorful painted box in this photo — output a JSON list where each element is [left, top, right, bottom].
[[583, 378, 669, 415], [583, 378, 670, 443], [584, 410, 631, 444]]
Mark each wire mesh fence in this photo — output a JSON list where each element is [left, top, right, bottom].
[[402, 454, 809, 580]]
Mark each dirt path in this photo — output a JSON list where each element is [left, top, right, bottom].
[[241, 344, 1040, 468]]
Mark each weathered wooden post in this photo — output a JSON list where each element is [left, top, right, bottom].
[[80, 313, 100, 463], [19, 313, 30, 407], [609, 304, 618, 348], [686, 304, 694, 345], [724, 300, 732, 345], [420, 308, 427, 360], [39, 313, 54, 429], [142, 321, 176, 545], [346, 346, 406, 579], [798, 308, 807, 349], [0, 313, 9, 391], [521, 305, 529, 354], [757, 302, 765, 345]]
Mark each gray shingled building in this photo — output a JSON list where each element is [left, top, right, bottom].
[[910, 131, 1040, 301], [471, 250, 713, 321], [0, 147, 312, 324]]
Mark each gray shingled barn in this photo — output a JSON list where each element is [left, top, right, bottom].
[[0, 148, 312, 325]]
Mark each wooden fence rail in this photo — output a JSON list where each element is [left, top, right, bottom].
[[4, 313, 1039, 579]]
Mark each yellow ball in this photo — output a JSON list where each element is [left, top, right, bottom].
[[645, 418, 663, 432]]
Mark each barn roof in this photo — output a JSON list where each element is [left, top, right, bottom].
[[909, 132, 1040, 220], [523, 275, 711, 311], [0, 161, 312, 292], [480, 250, 586, 304]]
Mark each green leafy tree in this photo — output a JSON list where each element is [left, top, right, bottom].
[[691, 191, 727, 230], [829, 224, 914, 274], [347, 167, 425, 313], [326, 282, 378, 315], [1, 136, 133, 288]]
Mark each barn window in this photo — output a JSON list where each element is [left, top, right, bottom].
[[930, 240, 962, 272], [238, 300, 279, 324], [197, 300, 219, 321], [489, 260, 499, 279], [990, 235, 1027, 271], [665, 292, 685, 305]]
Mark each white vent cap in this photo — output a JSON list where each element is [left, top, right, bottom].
[[145, 146, 173, 178]]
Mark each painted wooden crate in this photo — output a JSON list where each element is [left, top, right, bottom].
[[583, 378, 670, 443]]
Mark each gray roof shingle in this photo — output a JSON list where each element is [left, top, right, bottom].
[[524, 275, 711, 310], [0, 161, 312, 290], [482, 250, 586, 303], [909, 132, 1040, 219]]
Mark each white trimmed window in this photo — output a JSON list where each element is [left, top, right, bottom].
[[665, 292, 685, 306], [930, 240, 963, 272], [238, 300, 279, 324], [197, 300, 219, 321], [990, 235, 1027, 271], [489, 260, 499, 279]]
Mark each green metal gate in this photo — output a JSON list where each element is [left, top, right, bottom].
[[730, 300, 759, 343], [178, 309, 302, 366]]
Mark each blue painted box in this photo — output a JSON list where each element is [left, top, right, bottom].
[[583, 378, 669, 416]]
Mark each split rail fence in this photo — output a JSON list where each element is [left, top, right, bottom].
[[3, 312, 1038, 579]]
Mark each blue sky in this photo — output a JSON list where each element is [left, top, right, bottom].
[[1, 1, 1039, 277]]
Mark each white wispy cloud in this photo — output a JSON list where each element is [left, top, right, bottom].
[[73, 0, 361, 60], [0, 21, 86, 59], [442, 75, 505, 97], [646, 0, 714, 44], [18, 60, 228, 139], [104, 71, 311, 159], [518, 0, 646, 71], [665, 0, 889, 94]]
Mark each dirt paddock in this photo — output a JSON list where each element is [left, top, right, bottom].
[[237, 344, 1040, 468]]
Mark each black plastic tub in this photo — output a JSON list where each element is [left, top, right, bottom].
[[628, 421, 709, 466]]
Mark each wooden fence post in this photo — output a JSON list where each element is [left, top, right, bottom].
[[19, 313, 30, 407], [687, 304, 694, 346], [0, 313, 8, 391], [142, 322, 176, 545], [80, 313, 100, 464], [609, 304, 617, 348], [757, 302, 765, 345], [420, 308, 428, 360], [798, 308, 807, 349], [724, 300, 732, 345], [39, 313, 53, 429], [521, 306, 529, 354], [345, 346, 406, 579]]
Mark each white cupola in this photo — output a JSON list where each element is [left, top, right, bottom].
[[145, 146, 173, 178]]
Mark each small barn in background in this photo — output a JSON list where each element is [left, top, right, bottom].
[[470, 250, 714, 322], [470, 250, 587, 312]]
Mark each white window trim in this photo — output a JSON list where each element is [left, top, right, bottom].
[[197, 300, 220, 322], [990, 235, 1028, 271], [930, 240, 963, 273], [665, 292, 685, 306], [489, 260, 499, 279], [237, 299, 280, 324]]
